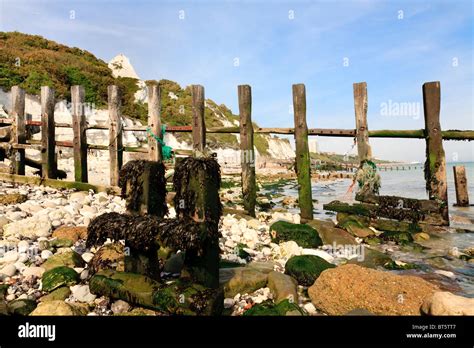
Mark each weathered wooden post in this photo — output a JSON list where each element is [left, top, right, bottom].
[[174, 157, 222, 288], [41, 86, 56, 179], [453, 166, 469, 207], [72, 85, 88, 182], [108, 85, 123, 186], [292, 84, 313, 221], [147, 83, 163, 162], [10, 86, 26, 175], [238, 84, 256, 217], [191, 85, 206, 153], [423, 81, 449, 223], [353, 82, 372, 163]]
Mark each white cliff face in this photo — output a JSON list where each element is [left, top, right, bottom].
[[108, 54, 140, 79]]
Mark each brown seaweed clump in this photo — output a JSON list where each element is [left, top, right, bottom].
[[119, 160, 168, 217], [86, 212, 219, 256]]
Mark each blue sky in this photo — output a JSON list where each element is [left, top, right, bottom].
[[0, 0, 472, 162]]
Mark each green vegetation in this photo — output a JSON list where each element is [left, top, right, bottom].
[[284, 255, 335, 286], [269, 221, 322, 248], [243, 299, 305, 316]]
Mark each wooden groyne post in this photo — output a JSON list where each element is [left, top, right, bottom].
[[10, 86, 26, 175], [72, 85, 88, 182], [108, 85, 123, 186], [147, 83, 163, 162], [423, 81, 449, 223], [238, 84, 256, 217], [292, 83, 313, 221], [453, 165, 469, 206], [191, 85, 206, 153], [40, 86, 56, 179], [353, 82, 372, 163]]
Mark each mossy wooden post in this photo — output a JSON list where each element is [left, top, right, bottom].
[[453, 166, 469, 207], [174, 158, 221, 288], [108, 85, 123, 187], [72, 85, 88, 182], [10, 86, 26, 175], [191, 85, 206, 153], [353, 82, 372, 163], [147, 84, 163, 162], [423, 81, 449, 223], [41, 86, 56, 179], [238, 84, 256, 217], [292, 84, 313, 221]]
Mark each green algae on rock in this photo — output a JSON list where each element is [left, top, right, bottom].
[[284, 255, 335, 286], [42, 266, 79, 292], [270, 221, 322, 248]]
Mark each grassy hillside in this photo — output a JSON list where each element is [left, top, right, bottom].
[[0, 32, 279, 154]]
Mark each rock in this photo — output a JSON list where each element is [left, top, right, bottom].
[[81, 252, 94, 263], [0, 264, 16, 277], [285, 255, 335, 286], [0, 250, 18, 264], [303, 302, 317, 315], [278, 241, 302, 258], [344, 308, 375, 316], [50, 238, 74, 248], [118, 307, 157, 316], [70, 284, 96, 303], [40, 250, 53, 260], [0, 193, 27, 205], [89, 243, 124, 274], [39, 287, 71, 302], [348, 247, 392, 269], [267, 271, 298, 304], [308, 264, 438, 315], [223, 298, 234, 309], [380, 230, 414, 245], [89, 270, 222, 315], [30, 300, 88, 316], [41, 266, 79, 292], [307, 219, 357, 245], [243, 299, 304, 316], [23, 266, 45, 278], [0, 216, 10, 230], [163, 252, 185, 274], [52, 226, 88, 243], [111, 300, 130, 314], [17, 240, 29, 253], [337, 213, 374, 238], [301, 248, 335, 263], [7, 299, 37, 315], [421, 291, 474, 315], [413, 232, 430, 242], [42, 250, 85, 271], [270, 221, 322, 248], [3, 215, 52, 240], [38, 240, 50, 251], [69, 191, 89, 204], [222, 268, 268, 297]]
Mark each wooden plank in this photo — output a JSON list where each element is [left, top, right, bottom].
[[191, 85, 206, 152], [71, 85, 88, 182], [10, 86, 26, 175], [453, 166, 469, 206], [108, 85, 123, 186], [423, 81, 449, 224], [292, 83, 313, 221], [238, 84, 256, 217], [147, 84, 163, 161], [353, 82, 372, 163], [40, 86, 56, 179]]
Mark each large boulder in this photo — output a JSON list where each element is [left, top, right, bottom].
[[269, 221, 322, 248], [421, 291, 474, 315], [306, 219, 357, 246], [222, 268, 268, 297], [337, 213, 374, 238], [285, 255, 335, 286], [347, 247, 393, 269], [267, 271, 298, 304], [308, 264, 438, 315]]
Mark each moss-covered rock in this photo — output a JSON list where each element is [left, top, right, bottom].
[[337, 213, 374, 238], [50, 238, 74, 248], [306, 219, 358, 245], [42, 250, 85, 271], [383, 260, 419, 270], [89, 242, 125, 274], [7, 299, 37, 316], [284, 255, 335, 286], [380, 231, 414, 245], [0, 193, 27, 205], [348, 247, 392, 269], [270, 221, 322, 248], [222, 268, 268, 297], [30, 300, 88, 316], [243, 299, 305, 316], [39, 286, 71, 302], [41, 266, 79, 292]]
